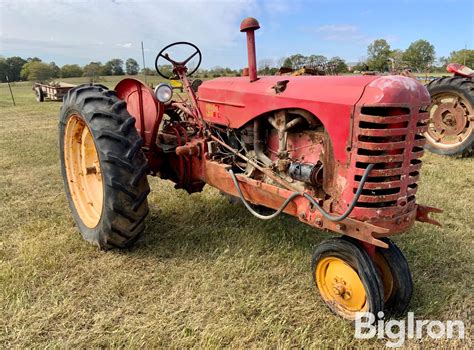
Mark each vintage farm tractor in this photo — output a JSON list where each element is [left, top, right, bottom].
[[59, 18, 442, 320], [424, 63, 474, 156]]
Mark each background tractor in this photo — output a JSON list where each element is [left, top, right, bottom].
[[59, 17, 441, 321], [424, 63, 474, 156]]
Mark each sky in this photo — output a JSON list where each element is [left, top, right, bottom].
[[1, 0, 473, 69]]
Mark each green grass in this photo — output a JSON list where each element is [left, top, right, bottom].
[[0, 79, 472, 348]]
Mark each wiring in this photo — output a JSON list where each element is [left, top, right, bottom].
[[228, 164, 374, 222]]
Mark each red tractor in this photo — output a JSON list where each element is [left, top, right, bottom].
[[59, 18, 441, 320], [424, 63, 474, 156]]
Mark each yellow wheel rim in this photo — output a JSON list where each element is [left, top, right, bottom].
[[316, 256, 368, 318], [64, 115, 103, 228], [374, 252, 395, 303]]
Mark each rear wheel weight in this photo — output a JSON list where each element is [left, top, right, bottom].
[[59, 84, 150, 249], [311, 237, 384, 321]]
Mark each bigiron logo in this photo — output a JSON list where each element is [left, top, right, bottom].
[[354, 312, 466, 347]]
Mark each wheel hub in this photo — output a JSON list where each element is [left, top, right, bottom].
[[426, 93, 473, 148], [332, 276, 352, 300], [433, 102, 466, 136], [316, 257, 367, 315]]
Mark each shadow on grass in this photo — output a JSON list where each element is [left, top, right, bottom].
[[127, 188, 328, 261], [117, 184, 468, 319]]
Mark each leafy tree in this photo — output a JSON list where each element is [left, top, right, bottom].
[[125, 58, 139, 75], [352, 61, 369, 72], [99, 63, 112, 76], [49, 62, 60, 78], [448, 49, 474, 68], [388, 49, 406, 73], [104, 59, 124, 75], [61, 64, 84, 78], [0, 58, 8, 82], [20, 61, 54, 81], [403, 39, 435, 72], [26, 57, 42, 63], [328, 56, 348, 73], [282, 57, 293, 68], [5, 56, 27, 81], [367, 39, 391, 72], [307, 55, 327, 69], [83, 62, 103, 82]]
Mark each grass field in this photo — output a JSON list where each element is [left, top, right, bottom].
[[0, 78, 472, 348]]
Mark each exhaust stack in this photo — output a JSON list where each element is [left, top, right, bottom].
[[240, 17, 260, 82]]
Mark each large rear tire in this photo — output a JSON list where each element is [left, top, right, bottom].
[[425, 76, 474, 156], [59, 84, 150, 249]]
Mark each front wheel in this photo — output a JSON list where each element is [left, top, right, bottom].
[[311, 237, 384, 320], [374, 238, 413, 316], [59, 84, 150, 249]]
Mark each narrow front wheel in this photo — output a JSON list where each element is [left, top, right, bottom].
[[311, 237, 384, 320]]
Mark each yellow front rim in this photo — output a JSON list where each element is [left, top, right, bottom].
[[316, 256, 368, 318], [64, 115, 103, 228]]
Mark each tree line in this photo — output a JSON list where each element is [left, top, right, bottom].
[[257, 55, 349, 75], [1, 43, 472, 83], [355, 39, 473, 73], [0, 57, 141, 83]]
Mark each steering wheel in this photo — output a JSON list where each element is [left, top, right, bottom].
[[155, 42, 202, 79]]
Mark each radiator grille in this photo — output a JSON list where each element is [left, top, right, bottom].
[[352, 106, 428, 210]]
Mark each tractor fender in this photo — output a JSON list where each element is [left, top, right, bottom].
[[115, 78, 164, 149]]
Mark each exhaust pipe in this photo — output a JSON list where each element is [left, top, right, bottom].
[[240, 17, 260, 82]]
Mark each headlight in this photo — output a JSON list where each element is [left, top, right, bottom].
[[154, 83, 173, 103]]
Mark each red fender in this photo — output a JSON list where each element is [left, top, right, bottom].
[[115, 78, 164, 149]]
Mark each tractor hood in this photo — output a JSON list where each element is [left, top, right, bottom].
[[197, 75, 429, 161], [198, 75, 379, 128]]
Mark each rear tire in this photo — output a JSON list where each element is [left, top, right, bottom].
[[425, 76, 474, 156], [59, 84, 150, 249]]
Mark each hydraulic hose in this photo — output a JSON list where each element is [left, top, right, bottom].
[[228, 163, 374, 222]]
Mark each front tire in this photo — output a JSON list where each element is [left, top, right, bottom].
[[59, 84, 150, 249], [374, 238, 413, 316], [311, 237, 384, 321]]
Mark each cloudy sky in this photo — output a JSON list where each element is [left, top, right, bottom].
[[1, 0, 473, 69]]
